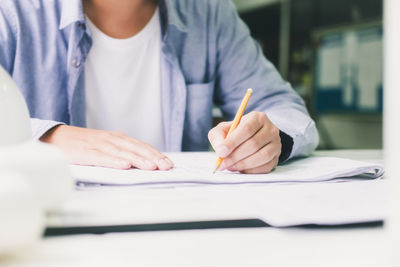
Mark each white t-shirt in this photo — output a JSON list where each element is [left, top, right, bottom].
[[85, 9, 165, 151]]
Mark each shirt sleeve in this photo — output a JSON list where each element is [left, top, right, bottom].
[[0, 5, 64, 140], [0, 2, 16, 73], [30, 119, 64, 140], [212, 0, 319, 160]]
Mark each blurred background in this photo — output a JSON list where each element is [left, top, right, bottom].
[[230, 0, 383, 150]]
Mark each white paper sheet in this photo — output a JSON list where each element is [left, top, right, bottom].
[[46, 180, 386, 228], [71, 153, 384, 186]]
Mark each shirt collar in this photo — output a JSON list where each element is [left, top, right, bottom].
[[59, 0, 187, 34], [59, 0, 85, 30], [159, 0, 187, 34]]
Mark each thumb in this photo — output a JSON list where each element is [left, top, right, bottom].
[[208, 121, 232, 151]]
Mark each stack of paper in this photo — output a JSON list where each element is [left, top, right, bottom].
[[47, 180, 387, 228], [71, 152, 384, 186], [46, 153, 386, 229]]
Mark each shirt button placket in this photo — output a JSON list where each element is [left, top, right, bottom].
[[72, 58, 81, 68]]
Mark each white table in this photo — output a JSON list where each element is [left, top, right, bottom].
[[1, 150, 389, 267]]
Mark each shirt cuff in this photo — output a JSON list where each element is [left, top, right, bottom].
[[30, 118, 65, 140], [278, 130, 294, 164]]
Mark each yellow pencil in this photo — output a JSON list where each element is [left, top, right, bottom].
[[213, 88, 253, 173]]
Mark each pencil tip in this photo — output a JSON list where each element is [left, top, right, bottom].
[[212, 166, 218, 174]]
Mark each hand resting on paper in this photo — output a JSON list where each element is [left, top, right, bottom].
[[208, 111, 281, 174], [40, 125, 174, 170]]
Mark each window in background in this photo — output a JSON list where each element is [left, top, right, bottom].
[[234, 0, 383, 149]]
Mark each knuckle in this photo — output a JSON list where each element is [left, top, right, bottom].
[[217, 121, 227, 129], [113, 131, 123, 137], [113, 148, 128, 159], [154, 154, 166, 161], [144, 142, 156, 150], [130, 155, 143, 164], [248, 111, 257, 118], [107, 144, 119, 154], [250, 111, 264, 123], [243, 123, 253, 135], [259, 116, 267, 126], [100, 131, 114, 140], [116, 148, 128, 158], [271, 126, 280, 137], [261, 148, 272, 159], [261, 112, 268, 120], [256, 111, 265, 120], [248, 138, 259, 151], [208, 129, 223, 144], [224, 140, 234, 151], [81, 141, 92, 150], [131, 138, 142, 146], [257, 112, 268, 124], [208, 129, 215, 141]]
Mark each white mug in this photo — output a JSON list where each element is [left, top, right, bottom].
[[0, 171, 44, 255], [0, 65, 72, 255], [0, 142, 73, 211], [0, 66, 31, 146]]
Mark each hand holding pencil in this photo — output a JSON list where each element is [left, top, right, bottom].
[[212, 88, 253, 173], [208, 88, 282, 174]]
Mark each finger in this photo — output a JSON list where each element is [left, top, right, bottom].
[[226, 142, 280, 172], [109, 132, 160, 157], [222, 125, 270, 168], [106, 133, 173, 170], [241, 156, 279, 174], [208, 121, 232, 150], [119, 138, 174, 170], [97, 141, 158, 170], [217, 113, 264, 158], [75, 149, 132, 170], [156, 157, 175, 171], [115, 140, 173, 171]]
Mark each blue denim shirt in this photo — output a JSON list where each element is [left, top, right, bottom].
[[0, 0, 318, 158]]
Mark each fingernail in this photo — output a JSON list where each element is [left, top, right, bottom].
[[144, 160, 157, 170], [119, 160, 131, 169], [158, 158, 171, 170], [165, 158, 174, 167], [216, 145, 229, 158]]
